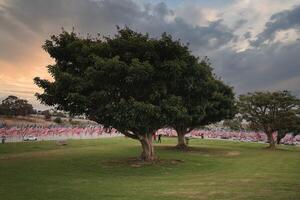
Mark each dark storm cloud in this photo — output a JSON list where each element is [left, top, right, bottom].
[[243, 32, 252, 39], [1, 0, 300, 103], [0, 0, 134, 36], [233, 19, 248, 29], [212, 41, 300, 95], [0, 3, 37, 61], [251, 5, 300, 47], [151, 2, 173, 17], [139, 18, 234, 53], [217, 4, 300, 97], [0, 0, 234, 61]]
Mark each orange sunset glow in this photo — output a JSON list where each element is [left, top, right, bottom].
[[0, 44, 53, 109], [1, 0, 300, 110]]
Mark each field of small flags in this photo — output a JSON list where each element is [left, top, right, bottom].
[[0, 126, 121, 142], [1, 126, 300, 145]]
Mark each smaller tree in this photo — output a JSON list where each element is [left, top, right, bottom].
[[42, 110, 51, 120], [0, 96, 34, 116], [54, 117, 63, 124], [238, 91, 300, 149]]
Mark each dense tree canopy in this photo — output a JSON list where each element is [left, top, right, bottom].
[[161, 60, 235, 149], [0, 96, 34, 116], [35, 27, 235, 159], [238, 91, 300, 149]]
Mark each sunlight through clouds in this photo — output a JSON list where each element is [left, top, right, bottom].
[[1, 0, 300, 109]]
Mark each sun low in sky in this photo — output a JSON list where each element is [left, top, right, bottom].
[[1, 0, 300, 109]]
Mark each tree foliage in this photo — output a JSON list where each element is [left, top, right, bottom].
[[54, 117, 63, 124], [161, 57, 236, 149], [42, 110, 51, 120], [238, 91, 300, 148], [34, 27, 235, 159], [0, 96, 34, 116]]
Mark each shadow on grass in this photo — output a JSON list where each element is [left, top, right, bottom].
[[100, 145, 241, 169], [156, 145, 241, 157], [102, 156, 185, 168], [157, 145, 226, 153], [262, 146, 295, 152]]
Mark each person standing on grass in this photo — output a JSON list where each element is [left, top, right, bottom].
[[1, 135, 6, 144], [158, 134, 162, 143]]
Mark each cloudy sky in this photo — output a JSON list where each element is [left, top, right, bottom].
[[1, 0, 300, 109]]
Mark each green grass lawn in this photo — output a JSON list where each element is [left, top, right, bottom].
[[0, 137, 300, 200]]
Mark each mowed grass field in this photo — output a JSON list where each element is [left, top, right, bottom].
[[0, 137, 300, 200]]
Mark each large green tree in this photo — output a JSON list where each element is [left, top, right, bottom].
[[35, 27, 235, 158], [238, 91, 300, 149], [34, 27, 201, 160]]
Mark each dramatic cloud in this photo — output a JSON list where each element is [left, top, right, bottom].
[[0, 0, 300, 108], [213, 41, 300, 96], [252, 5, 300, 46]]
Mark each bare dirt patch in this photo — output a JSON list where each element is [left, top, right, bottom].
[[157, 145, 235, 157], [225, 151, 241, 156]]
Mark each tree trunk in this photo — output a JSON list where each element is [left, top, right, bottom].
[[176, 130, 188, 150], [277, 137, 281, 145], [139, 133, 155, 161], [266, 132, 276, 149], [276, 131, 285, 145]]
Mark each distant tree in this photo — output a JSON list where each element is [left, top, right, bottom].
[[0, 96, 34, 116], [42, 110, 51, 120], [54, 117, 62, 124], [238, 91, 300, 149], [0, 96, 18, 116], [56, 112, 66, 118], [32, 109, 38, 115]]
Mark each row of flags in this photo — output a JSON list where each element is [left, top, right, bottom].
[[157, 129, 300, 144], [1, 127, 299, 145], [0, 127, 120, 137]]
